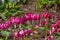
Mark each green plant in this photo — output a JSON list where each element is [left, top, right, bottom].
[[0, 0, 24, 19], [36, 0, 60, 9], [0, 30, 10, 40], [20, 0, 27, 3]]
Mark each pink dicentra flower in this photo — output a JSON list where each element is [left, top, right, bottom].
[[24, 13, 40, 21], [41, 20, 46, 26], [14, 17, 20, 24], [42, 12, 52, 19], [24, 13, 32, 21], [36, 14, 40, 20], [14, 32, 18, 37], [52, 24, 57, 30], [48, 36, 53, 40], [31, 14, 37, 20], [57, 28, 60, 32], [10, 17, 15, 24], [0, 23, 6, 30], [56, 20, 60, 26], [5, 20, 13, 28], [19, 18, 25, 24], [35, 25, 40, 28], [24, 29, 28, 35], [28, 30, 33, 34], [18, 30, 25, 37]]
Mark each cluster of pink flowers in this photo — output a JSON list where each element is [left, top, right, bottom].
[[42, 12, 52, 19], [48, 20, 60, 40], [24, 13, 40, 21], [41, 20, 47, 26], [0, 16, 25, 30], [0, 13, 41, 30], [51, 20, 60, 33], [14, 29, 33, 38], [41, 12, 60, 40], [0, 12, 53, 30], [0, 12, 60, 40]]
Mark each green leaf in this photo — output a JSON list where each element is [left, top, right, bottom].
[[42, 0, 49, 4], [36, 0, 42, 9], [10, 9, 16, 13], [4, 12, 12, 18], [56, 32, 60, 37], [21, 0, 27, 3], [0, 5, 5, 12], [4, 0, 8, 4], [0, 39, 3, 40], [22, 24, 27, 28], [40, 26, 46, 31], [32, 27, 36, 30], [1, 31, 10, 37]]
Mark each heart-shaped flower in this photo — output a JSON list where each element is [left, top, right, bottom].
[[42, 12, 52, 19]]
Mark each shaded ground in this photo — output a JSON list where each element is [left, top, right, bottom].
[[20, 0, 38, 13]]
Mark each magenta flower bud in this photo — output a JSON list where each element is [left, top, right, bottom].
[[35, 25, 40, 28], [5, 20, 12, 28], [14, 32, 18, 37], [0, 23, 6, 30], [19, 18, 25, 24], [48, 36, 53, 40], [42, 12, 52, 19], [49, 30, 53, 35], [31, 14, 37, 20], [57, 28, 60, 32], [52, 24, 57, 30], [15, 17, 20, 24], [10, 16, 25, 25], [28, 30, 33, 34], [24, 14, 29, 21], [56, 20, 60, 26], [24, 13, 32, 21], [18, 30, 25, 37], [36, 14, 40, 20], [10, 17, 15, 24], [41, 20, 46, 26], [24, 29, 28, 35]]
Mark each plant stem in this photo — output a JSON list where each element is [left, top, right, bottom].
[[45, 25, 48, 40], [5, 37, 8, 40], [13, 24, 16, 40], [53, 34, 55, 40], [45, 19, 48, 40], [47, 28, 57, 39], [14, 37, 15, 40]]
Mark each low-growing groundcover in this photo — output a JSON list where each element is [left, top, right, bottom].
[[0, 0, 60, 40]]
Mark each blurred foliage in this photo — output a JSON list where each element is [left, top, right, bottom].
[[0, 0, 24, 19], [0, 30, 11, 40], [36, 0, 60, 9], [40, 26, 46, 31], [20, 0, 27, 3], [56, 32, 60, 37], [1, 30, 10, 37]]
